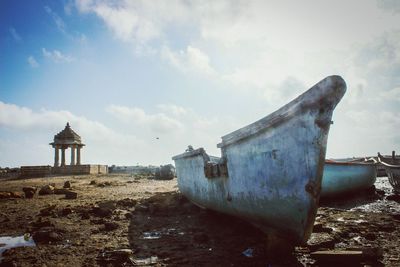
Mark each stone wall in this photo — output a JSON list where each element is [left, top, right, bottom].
[[52, 165, 108, 175], [20, 166, 52, 178], [19, 165, 108, 178]]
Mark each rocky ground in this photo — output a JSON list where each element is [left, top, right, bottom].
[[0, 174, 399, 266]]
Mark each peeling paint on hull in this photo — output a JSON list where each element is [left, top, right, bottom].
[[173, 76, 346, 245]]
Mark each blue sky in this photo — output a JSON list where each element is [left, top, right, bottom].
[[1, 0, 400, 167]]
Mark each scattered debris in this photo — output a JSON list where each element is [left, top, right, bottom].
[[242, 248, 254, 258], [131, 256, 159, 266], [142, 231, 161, 239], [0, 191, 23, 199], [311, 247, 383, 264]]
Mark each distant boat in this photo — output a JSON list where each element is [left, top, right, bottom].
[[321, 160, 377, 198], [172, 76, 346, 245], [378, 154, 400, 193]]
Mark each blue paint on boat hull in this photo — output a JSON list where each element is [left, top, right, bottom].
[[173, 76, 346, 245], [321, 161, 377, 198]]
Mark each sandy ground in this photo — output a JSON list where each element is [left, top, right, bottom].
[[0, 174, 399, 266]]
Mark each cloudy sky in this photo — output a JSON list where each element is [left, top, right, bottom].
[[1, 0, 399, 167]]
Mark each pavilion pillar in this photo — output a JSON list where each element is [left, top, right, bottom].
[[77, 146, 81, 165], [71, 146, 76, 165], [54, 146, 59, 167], [61, 147, 66, 167]]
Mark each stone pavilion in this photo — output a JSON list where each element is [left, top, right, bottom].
[[19, 122, 108, 177], [50, 122, 85, 167]]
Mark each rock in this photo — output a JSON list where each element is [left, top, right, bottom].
[[54, 188, 70, 195], [33, 229, 63, 243], [38, 185, 54, 195], [103, 222, 119, 231], [0, 192, 12, 199], [64, 191, 78, 199], [23, 186, 37, 198], [63, 181, 71, 188], [307, 232, 336, 251], [90, 180, 96, 185]]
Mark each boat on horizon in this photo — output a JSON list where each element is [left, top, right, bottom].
[[321, 160, 377, 198], [172, 75, 346, 246]]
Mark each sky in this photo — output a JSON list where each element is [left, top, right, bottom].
[[0, 0, 400, 167]]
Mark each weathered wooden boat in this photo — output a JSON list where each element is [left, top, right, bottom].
[[172, 76, 346, 245], [321, 160, 377, 198], [378, 154, 400, 193]]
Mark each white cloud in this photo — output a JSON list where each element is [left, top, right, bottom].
[[106, 105, 183, 134], [161, 45, 216, 76], [156, 104, 187, 116], [44, 6, 67, 33], [27, 56, 39, 68], [42, 48, 75, 63], [9, 27, 22, 42], [380, 87, 400, 101]]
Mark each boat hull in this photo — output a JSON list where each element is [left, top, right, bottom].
[[321, 161, 377, 198], [173, 76, 346, 245]]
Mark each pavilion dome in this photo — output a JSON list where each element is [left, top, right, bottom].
[[50, 123, 84, 146]]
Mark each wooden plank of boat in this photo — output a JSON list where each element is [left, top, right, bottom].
[[172, 75, 346, 246], [321, 160, 377, 198]]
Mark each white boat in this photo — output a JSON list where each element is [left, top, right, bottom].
[[172, 76, 346, 245]]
